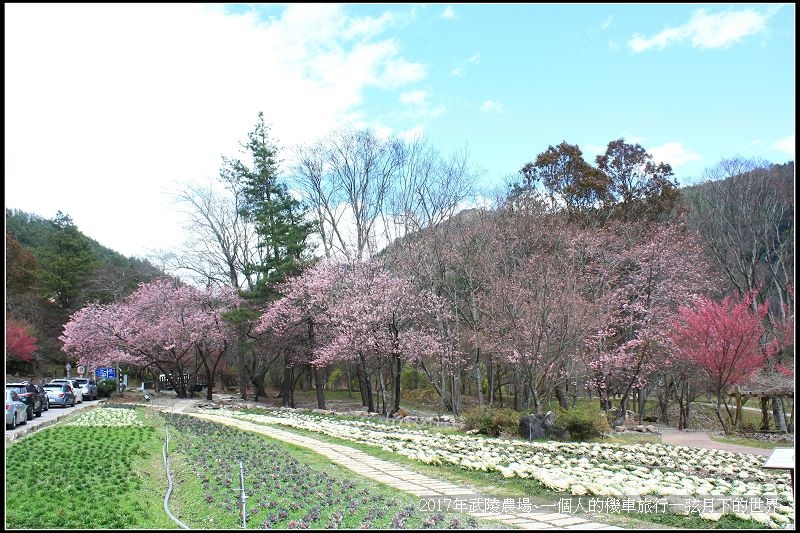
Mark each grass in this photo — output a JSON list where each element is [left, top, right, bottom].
[[590, 432, 663, 445], [5, 406, 175, 529], [707, 434, 791, 450], [164, 412, 505, 529], [233, 407, 768, 530]]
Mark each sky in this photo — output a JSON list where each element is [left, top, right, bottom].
[[5, 3, 795, 260]]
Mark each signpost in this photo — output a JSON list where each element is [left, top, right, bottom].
[[95, 367, 117, 380], [77, 365, 86, 377], [65, 362, 72, 378], [764, 448, 795, 493]]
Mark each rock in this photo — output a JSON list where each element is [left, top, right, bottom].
[[519, 411, 558, 440], [646, 425, 658, 433], [615, 425, 627, 432]]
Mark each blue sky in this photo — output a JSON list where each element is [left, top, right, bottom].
[[5, 3, 795, 259]]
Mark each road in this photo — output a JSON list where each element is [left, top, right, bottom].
[[5, 397, 104, 443]]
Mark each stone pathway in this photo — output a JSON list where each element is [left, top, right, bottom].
[[188, 412, 622, 530], [658, 428, 772, 457]]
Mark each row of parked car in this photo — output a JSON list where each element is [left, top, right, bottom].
[[5, 378, 100, 430]]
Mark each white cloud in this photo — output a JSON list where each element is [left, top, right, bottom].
[[400, 90, 429, 105], [467, 53, 481, 64], [380, 58, 427, 87], [441, 6, 456, 20], [585, 144, 607, 158], [772, 135, 795, 158], [4, 4, 425, 259], [399, 126, 425, 141], [648, 142, 702, 167], [480, 100, 506, 113], [451, 67, 464, 77], [429, 105, 447, 118], [601, 15, 613, 30], [628, 8, 772, 53]]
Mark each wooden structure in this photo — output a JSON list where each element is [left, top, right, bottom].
[[728, 384, 794, 432]]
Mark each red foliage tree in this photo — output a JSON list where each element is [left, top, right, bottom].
[[7, 319, 37, 363], [668, 290, 776, 432]]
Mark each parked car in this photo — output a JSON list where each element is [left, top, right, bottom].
[[42, 383, 76, 408], [6, 389, 29, 429], [33, 384, 50, 411], [73, 378, 99, 400], [50, 379, 84, 403], [5, 383, 43, 418]]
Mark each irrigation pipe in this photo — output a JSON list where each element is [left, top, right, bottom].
[[239, 459, 247, 528], [163, 414, 191, 529]]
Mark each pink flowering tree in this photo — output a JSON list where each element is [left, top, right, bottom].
[[668, 290, 777, 433], [317, 261, 450, 416], [258, 260, 451, 415], [256, 261, 343, 408], [582, 222, 708, 422], [482, 246, 591, 414], [61, 278, 239, 399]]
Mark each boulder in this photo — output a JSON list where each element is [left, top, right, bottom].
[[519, 411, 559, 440]]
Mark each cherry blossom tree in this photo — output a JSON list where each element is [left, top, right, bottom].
[[668, 290, 777, 433], [581, 221, 709, 422], [318, 260, 450, 416], [257, 260, 451, 415], [256, 261, 343, 408], [482, 230, 591, 413], [61, 278, 239, 399]]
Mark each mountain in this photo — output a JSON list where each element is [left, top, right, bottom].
[[6, 208, 164, 375]]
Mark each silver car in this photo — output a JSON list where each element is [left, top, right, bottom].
[[49, 379, 83, 403], [72, 378, 99, 400], [43, 383, 76, 408], [6, 389, 29, 429]]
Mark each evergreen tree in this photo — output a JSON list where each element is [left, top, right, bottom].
[[223, 112, 314, 299], [37, 211, 100, 309]]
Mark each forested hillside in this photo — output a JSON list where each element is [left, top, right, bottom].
[[6, 208, 163, 377]]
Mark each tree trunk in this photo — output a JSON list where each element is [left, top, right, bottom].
[[314, 366, 326, 409], [358, 354, 374, 413], [554, 383, 568, 410], [715, 392, 730, 434], [760, 397, 770, 430], [281, 365, 294, 408], [734, 387, 743, 430], [772, 397, 788, 433], [391, 353, 401, 416], [637, 388, 647, 425], [487, 358, 495, 407]]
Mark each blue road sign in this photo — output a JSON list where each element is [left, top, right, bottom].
[[95, 367, 117, 380]]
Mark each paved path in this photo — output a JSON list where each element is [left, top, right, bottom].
[[187, 411, 622, 530], [658, 428, 772, 457]]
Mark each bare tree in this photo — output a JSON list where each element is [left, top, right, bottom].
[[162, 180, 262, 291], [686, 157, 793, 309], [385, 137, 477, 239]]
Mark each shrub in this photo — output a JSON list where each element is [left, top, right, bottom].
[[553, 405, 611, 441], [97, 379, 117, 398], [402, 386, 439, 407], [463, 407, 521, 437]]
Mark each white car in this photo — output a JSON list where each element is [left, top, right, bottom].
[[49, 379, 84, 403]]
